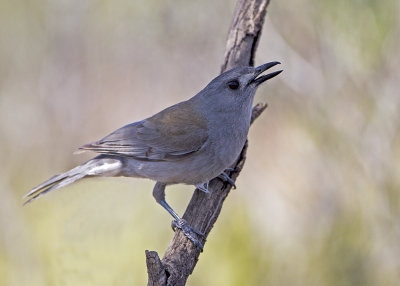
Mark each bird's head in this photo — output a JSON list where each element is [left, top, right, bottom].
[[197, 62, 282, 112]]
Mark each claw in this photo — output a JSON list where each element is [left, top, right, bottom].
[[218, 172, 236, 189], [154, 183, 204, 250], [171, 218, 204, 250], [196, 181, 210, 193]]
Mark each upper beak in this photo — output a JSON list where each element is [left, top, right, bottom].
[[252, 61, 282, 85]]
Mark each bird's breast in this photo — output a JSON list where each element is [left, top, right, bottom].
[[209, 118, 250, 168]]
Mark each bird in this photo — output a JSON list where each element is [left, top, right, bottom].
[[24, 62, 282, 249]]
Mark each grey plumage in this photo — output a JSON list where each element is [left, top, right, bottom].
[[24, 62, 282, 248], [23, 156, 123, 204]]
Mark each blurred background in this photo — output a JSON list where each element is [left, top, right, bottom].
[[1, 0, 399, 285]]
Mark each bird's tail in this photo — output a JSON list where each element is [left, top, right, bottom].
[[23, 156, 123, 205]]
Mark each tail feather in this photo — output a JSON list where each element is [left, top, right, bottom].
[[24, 173, 71, 199], [23, 156, 123, 205], [23, 173, 86, 205]]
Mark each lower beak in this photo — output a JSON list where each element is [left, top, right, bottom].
[[252, 61, 282, 85]]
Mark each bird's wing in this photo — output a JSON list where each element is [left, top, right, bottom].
[[79, 101, 208, 161]]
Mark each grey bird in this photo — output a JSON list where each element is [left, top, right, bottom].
[[24, 62, 282, 249]]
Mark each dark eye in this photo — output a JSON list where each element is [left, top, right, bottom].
[[227, 80, 240, 90]]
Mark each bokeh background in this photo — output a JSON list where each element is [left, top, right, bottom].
[[1, 0, 399, 285]]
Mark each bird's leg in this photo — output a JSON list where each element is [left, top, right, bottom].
[[152, 182, 204, 250], [218, 169, 236, 189], [195, 181, 210, 193]]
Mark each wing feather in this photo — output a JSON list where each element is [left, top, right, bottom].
[[79, 101, 208, 161]]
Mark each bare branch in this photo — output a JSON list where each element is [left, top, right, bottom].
[[221, 0, 271, 72], [146, 1, 271, 285], [146, 251, 167, 286]]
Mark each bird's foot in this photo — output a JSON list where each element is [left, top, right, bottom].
[[171, 218, 204, 250], [218, 171, 236, 189], [196, 181, 210, 193]]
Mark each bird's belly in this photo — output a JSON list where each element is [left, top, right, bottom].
[[122, 141, 243, 185], [129, 155, 222, 185]]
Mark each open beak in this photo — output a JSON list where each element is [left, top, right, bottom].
[[252, 61, 282, 86]]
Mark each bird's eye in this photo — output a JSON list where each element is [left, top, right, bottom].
[[227, 80, 240, 90]]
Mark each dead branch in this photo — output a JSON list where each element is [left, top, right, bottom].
[[146, 1, 271, 285]]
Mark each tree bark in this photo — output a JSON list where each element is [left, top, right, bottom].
[[146, 0, 271, 285]]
